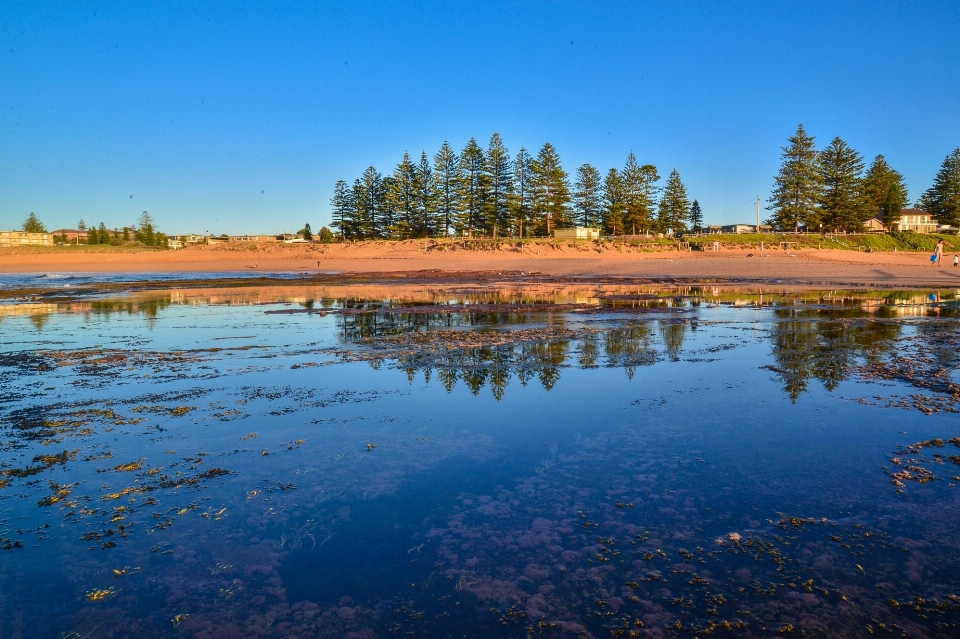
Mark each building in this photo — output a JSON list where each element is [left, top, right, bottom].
[[890, 209, 937, 234], [705, 225, 723, 234], [0, 231, 53, 246], [229, 235, 278, 242], [553, 227, 602, 240], [721, 224, 758, 234], [168, 239, 185, 250], [51, 229, 89, 243], [863, 217, 888, 233]]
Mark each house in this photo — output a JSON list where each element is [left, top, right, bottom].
[[0, 231, 53, 246], [553, 227, 601, 240], [863, 217, 888, 232], [890, 208, 937, 234], [706, 225, 723, 234], [168, 239, 185, 250], [229, 235, 278, 242], [51, 228, 89, 243], [721, 224, 757, 234]]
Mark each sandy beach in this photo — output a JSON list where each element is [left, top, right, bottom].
[[2, 240, 959, 288]]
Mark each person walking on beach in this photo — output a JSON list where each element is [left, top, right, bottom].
[[954, 254, 959, 267], [934, 239, 944, 266]]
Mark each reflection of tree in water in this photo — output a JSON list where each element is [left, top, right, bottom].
[[657, 319, 688, 362], [29, 313, 50, 332], [336, 301, 533, 342], [769, 309, 901, 401], [604, 324, 657, 380], [391, 322, 660, 398]]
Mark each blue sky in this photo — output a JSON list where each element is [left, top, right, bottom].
[[2, 1, 959, 235]]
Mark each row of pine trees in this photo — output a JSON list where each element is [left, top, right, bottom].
[[768, 125, 960, 232], [329, 134, 703, 240]]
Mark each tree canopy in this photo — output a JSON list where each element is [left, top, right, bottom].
[[329, 136, 684, 240], [22, 212, 47, 233]]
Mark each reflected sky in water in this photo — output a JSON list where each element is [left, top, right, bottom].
[[0, 286, 959, 638]]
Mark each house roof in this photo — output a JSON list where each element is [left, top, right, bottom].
[[900, 208, 931, 216]]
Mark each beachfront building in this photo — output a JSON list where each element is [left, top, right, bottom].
[[705, 225, 723, 234], [553, 227, 601, 240], [229, 235, 278, 242], [863, 217, 888, 233], [168, 239, 185, 249], [51, 228, 89, 243], [889, 209, 937, 234], [720, 224, 757, 234], [0, 230, 53, 246]]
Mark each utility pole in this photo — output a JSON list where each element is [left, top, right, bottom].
[[756, 195, 760, 232]]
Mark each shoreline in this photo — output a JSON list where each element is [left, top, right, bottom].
[[2, 241, 960, 290]]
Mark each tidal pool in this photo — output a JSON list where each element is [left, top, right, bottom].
[[1, 283, 959, 638]]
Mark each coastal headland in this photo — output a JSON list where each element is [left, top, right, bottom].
[[2, 239, 960, 289]]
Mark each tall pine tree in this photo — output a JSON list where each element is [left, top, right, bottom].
[[688, 200, 704, 233], [511, 148, 534, 238], [818, 137, 866, 232], [603, 169, 625, 235], [432, 141, 460, 237], [330, 179, 352, 239], [457, 138, 486, 237], [919, 148, 960, 228], [414, 152, 434, 238], [768, 124, 821, 231], [862, 155, 908, 226], [656, 169, 690, 234], [359, 166, 386, 239], [573, 164, 602, 227], [484, 133, 513, 238], [621, 153, 659, 235], [388, 152, 418, 239], [531, 143, 571, 234]]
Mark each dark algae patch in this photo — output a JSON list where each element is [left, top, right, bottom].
[[0, 285, 958, 637]]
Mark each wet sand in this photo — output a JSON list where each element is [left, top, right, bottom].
[[2, 240, 959, 288]]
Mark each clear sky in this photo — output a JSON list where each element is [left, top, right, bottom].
[[2, 1, 959, 235]]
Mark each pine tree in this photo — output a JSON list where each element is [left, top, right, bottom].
[[657, 169, 691, 234], [136, 211, 155, 246], [602, 169, 625, 235], [414, 151, 434, 238], [330, 179, 352, 240], [22, 212, 47, 233], [388, 152, 418, 239], [573, 164, 602, 227], [88, 226, 100, 245], [98, 222, 109, 244], [862, 155, 908, 226], [457, 138, 486, 237], [919, 148, 960, 228], [77, 219, 87, 232], [688, 200, 704, 233], [818, 137, 866, 232], [358, 166, 385, 239], [432, 141, 460, 237], [531, 142, 571, 234], [768, 124, 821, 231], [484, 133, 513, 238], [511, 148, 534, 238], [621, 153, 659, 235]]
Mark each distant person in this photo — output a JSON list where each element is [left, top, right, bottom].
[[934, 239, 944, 266], [954, 254, 959, 267]]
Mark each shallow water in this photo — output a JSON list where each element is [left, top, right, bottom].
[[1, 285, 959, 638]]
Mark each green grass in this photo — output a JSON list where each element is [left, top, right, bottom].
[[685, 232, 960, 252]]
